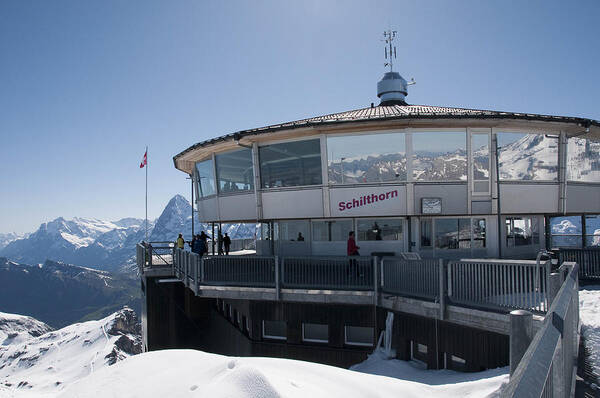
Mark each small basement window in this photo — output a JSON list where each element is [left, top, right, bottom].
[[344, 326, 373, 347], [302, 323, 329, 343], [262, 320, 286, 341]]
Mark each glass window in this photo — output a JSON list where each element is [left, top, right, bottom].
[[196, 159, 216, 197], [276, 221, 309, 242], [549, 215, 582, 248], [420, 219, 432, 247], [435, 218, 471, 249], [567, 137, 600, 182], [262, 320, 286, 340], [302, 323, 328, 343], [472, 133, 490, 193], [473, 218, 486, 248], [585, 215, 600, 247], [412, 131, 467, 181], [357, 219, 402, 241], [497, 133, 558, 181], [259, 139, 322, 188], [327, 132, 406, 184], [215, 148, 254, 194], [312, 220, 353, 242], [506, 216, 540, 247], [345, 326, 373, 346]]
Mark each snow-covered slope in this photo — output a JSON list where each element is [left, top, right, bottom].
[[58, 349, 507, 398], [0, 308, 141, 397], [0, 313, 53, 347], [0, 233, 27, 251], [579, 286, 600, 378], [498, 134, 558, 180]]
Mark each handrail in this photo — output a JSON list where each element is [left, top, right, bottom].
[[501, 262, 579, 397]]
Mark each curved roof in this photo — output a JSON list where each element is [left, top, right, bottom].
[[174, 103, 600, 170]]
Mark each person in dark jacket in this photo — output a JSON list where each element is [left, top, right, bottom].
[[223, 233, 231, 255], [218, 232, 224, 255], [192, 234, 203, 255], [199, 231, 209, 256]]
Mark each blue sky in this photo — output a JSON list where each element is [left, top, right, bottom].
[[1, 0, 599, 234]]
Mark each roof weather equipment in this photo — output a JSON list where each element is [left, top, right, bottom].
[[377, 29, 415, 106]]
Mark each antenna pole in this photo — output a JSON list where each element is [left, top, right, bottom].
[[145, 145, 148, 243]]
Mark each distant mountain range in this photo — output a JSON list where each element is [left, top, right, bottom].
[[0, 194, 256, 274], [0, 307, 140, 397], [0, 257, 140, 328]]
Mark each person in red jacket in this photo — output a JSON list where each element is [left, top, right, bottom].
[[347, 231, 360, 256], [347, 231, 360, 278]]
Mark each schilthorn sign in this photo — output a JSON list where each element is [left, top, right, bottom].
[[338, 189, 399, 211]]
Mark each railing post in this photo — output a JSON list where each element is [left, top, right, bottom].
[[509, 309, 533, 376], [373, 256, 378, 305], [438, 259, 445, 320], [548, 272, 563, 308], [275, 256, 280, 301], [200, 257, 205, 284], [193, 254, 198, 295]]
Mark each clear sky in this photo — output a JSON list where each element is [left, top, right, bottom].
[[1, 0, 599, 234]]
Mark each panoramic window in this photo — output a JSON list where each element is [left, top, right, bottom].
[[435, 218, 472, 249], [312, 220, 353, 241], [215, 148, 254, 194], [259, 139, 322, 188], [412, 131, 467, 181], [262, 320, 286, 340], [497, 132, 558, 181], [549, 215, 600, 248], [506, 216, 540, 247], [471, 133, 490, 193], [356, 218, 402, 241], [327, 132, 406, 184], [344, 326, 373, 346], [195, 159, 216, 197], [302, 323, 329, 343], [472, 218, 486, 248], [276, 221, 310, 242], [420, 219, 432, 247], [585, 215, 600, 247], [567, 137, 600, 182]]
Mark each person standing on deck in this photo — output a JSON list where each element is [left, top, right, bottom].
[[223, 233, 231, 255], [199, 231, 209, 256], [347, 231, 360, 277], [176, 233, 185, 250], [218, 232, 224, 255]]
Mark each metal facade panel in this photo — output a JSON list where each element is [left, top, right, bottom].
[[329, 185, 407, 217], [472, 200, 492, 214], [262, 189, 324, 219], [197, 197, 218, 222], [218, 193, 257, 221], [414, 184, 468, 215], [500, 184, 559, 213], [566, 184, 600, 213]]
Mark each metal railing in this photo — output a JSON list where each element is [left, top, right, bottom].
[[281, 256, 374, 290], [558, 247, 600, 280], [381, 257, 441, 300], [447, 259, 551, 313], [202, 255, 275, 287], [145, 247, 566, 315], [501, 262, 579, 398]]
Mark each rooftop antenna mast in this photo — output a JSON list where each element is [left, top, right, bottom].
[[383, 29, 397, 72]]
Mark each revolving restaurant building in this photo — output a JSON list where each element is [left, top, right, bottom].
[[173, 71, 600, 260]]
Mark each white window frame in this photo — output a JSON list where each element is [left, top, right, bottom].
[[262, 320, 286, 341], [469, 128, 491, 196], [302, 323, 329, 344], [344, 325, 374, 347]]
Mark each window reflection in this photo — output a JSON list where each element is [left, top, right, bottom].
[[312, 220, 353, 242], [497, 133, 558, 181], [506, 216, 540, 247], [435, 218, 472, 249], [195, 159, 216, 198], [327, 133, 406, 184], [260, 139, 322, 188], [216, 148, 254, 194], [567, 137, 600, 182], [357, 219, 402, 241], [412, 131, 467, 181]]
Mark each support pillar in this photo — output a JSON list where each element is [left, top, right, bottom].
[[509, 310, 533, 375]]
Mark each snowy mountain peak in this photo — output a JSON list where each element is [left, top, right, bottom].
[[0, 312, 53, 346], [0, 308, 141, 397]]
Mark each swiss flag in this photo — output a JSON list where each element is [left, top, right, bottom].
[[140, 151, 147, 168]]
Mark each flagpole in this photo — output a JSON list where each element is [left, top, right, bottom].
[[145, 145, 148, 243]]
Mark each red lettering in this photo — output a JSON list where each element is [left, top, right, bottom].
[[339, 202, 346, 211], [346, 201, 353, 209]]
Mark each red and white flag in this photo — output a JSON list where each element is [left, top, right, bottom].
[[140, 150, 147, 168]]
